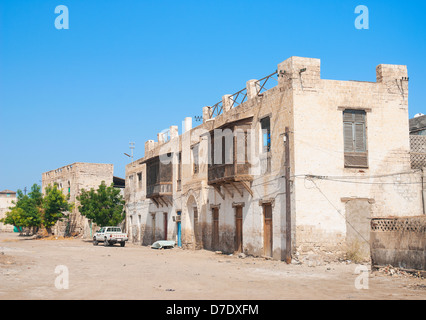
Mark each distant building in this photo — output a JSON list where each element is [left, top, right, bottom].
[[409, 113, 426, 135], [0, 189, 17, 232], [42, 162, 125, 238]]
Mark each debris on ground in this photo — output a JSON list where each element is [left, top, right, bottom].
[[377, 265, 425, 279], [151, 240, 175, 249]]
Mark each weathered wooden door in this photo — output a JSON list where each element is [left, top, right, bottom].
[[163, 212, 168, 240], [212, 208, 219, 250], [193, 206, 200, 249], [263, 204, 273, 257], [235, 206, 243, 253], [152, 213, 156, 243]]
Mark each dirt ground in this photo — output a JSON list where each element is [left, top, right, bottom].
[[0, 232, 425, 300]]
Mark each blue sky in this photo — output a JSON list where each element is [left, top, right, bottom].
[[1, 0, 426, 192]]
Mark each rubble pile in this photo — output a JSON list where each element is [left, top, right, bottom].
[[377, 265, 424, 279]]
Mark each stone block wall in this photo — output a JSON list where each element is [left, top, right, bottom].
[[371, 216, 426, 270]]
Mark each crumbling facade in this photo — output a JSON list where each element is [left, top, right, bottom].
[[125, 56, 423, 261], [42, 162, 122, 238], [0, 190, 17, 232]]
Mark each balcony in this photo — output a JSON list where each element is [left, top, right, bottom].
[[146, 182, 172, 197], [145, 155, 173, 207], [207, 118, 253, 198], [208, 163, 251, 184]]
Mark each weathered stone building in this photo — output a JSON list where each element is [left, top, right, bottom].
[[0, 189, 17, 232], [125, 56, 423, 261], [42, 162, 124, 238]]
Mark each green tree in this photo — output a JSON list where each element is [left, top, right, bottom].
[[0, 183, 43, 235], [0, 207, 25, 234], [77, 181, 125, 227], [42, 183, 72, 235], [28, 184, 43, 208]]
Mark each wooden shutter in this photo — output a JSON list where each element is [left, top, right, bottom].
[[354, 123, 366, 152], [343, 110, 368, 168], [343, 122, 354, 152]]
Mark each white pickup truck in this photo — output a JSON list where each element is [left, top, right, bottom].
[[93, 226, 128, 247]]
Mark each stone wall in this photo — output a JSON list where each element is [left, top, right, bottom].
[[371, 216, 426, 271], [42, 162, 114, 238]]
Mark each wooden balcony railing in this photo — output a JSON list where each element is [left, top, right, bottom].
[[146, 182, 172, 198]]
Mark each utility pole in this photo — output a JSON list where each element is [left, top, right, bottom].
[[129, 142, 135, 166], [284, 127, 292, 264]]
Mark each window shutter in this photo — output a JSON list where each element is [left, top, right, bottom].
[[343, 112, 354, 122], [343, 122, 354, 152], [354, 112, 365, 123], [343, 109, 368, 168], [354, 123, 366, 152]]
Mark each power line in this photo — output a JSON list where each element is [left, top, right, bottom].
[[307, 177, 370, 246], [296, 173, 423, 185]]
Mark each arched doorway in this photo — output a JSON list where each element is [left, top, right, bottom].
[[186, 195, 201, 250]]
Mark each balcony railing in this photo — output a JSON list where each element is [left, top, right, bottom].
[[208, 71, 278, 119], [146, 183, 172, 198], [208, 161, 251, 185]]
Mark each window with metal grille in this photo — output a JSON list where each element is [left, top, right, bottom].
[[343, 110, 368, 168]]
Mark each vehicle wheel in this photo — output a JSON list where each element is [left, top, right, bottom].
[[120, 242, 125, 247], [93, 238, 98, 246]]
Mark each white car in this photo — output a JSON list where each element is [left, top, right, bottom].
[[93, 226, 128, 247]]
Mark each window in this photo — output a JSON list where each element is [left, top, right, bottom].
[[412, 129, 426, 136], [343, 110, 368, 168], [260, 117, 271, 153], [192, 144, 199, 175], [137, 172, 143, 189], [260, 117, 271, 173], [177, 152, 182, 191]]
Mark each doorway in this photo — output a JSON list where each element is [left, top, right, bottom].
[[263, 204, 273, 257], [151, 213, 156, 243], [235, 206, 243, 253], [212, 208, 219, 251], [193, 206, 200, 249], [176, 211, 182, 247], [344, 199, 372, 260], [163, 212, 168, 240]]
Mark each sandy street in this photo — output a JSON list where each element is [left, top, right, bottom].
[[0, 232, 425, 300]]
